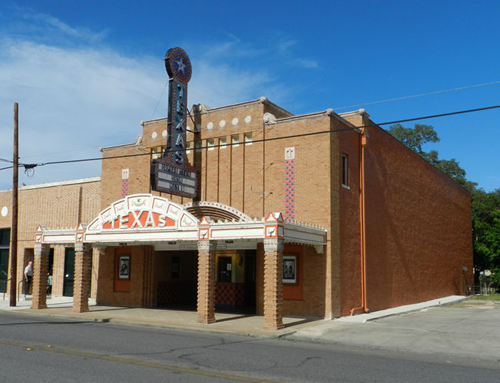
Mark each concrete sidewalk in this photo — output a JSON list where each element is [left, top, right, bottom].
[[0, 295, 465, 337], [0, 295, 321, 337], [290, 297, 500, 364]]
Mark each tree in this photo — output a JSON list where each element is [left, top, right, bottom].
[[388, 124, 500, 289], [388, 123, 472, 187], [471, 189, 500, 288], [388, 124, 439, 154]]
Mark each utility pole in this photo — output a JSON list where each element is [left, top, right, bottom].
[[9, 102, 18, 306]]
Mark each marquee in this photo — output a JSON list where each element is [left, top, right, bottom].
[[35, 194, 326, 250]]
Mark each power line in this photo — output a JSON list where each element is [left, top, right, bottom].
[[334, 80, 500, 110], [377, 104, 500, 126], [1, 103, 500, 172]]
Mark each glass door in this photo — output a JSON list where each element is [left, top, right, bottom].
[[63, 248, 75, 296], [0, 229, 10, 293]]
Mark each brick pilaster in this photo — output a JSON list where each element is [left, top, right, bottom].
[[72, 243, 92, 313], [31, 243, 50, 309], [197, 240, 216, 324], [263, 238, 284, 330], [95, 247, 108, 303]]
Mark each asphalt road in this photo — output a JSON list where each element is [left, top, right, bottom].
[[0, 311, 497, 383]]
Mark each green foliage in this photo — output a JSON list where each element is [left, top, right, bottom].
[[387, 124, 499, 285], [471, 189, 500, 280], [388, 124, 439, 153], [388, 123, 474, 188], [471, 293, 500, 301]]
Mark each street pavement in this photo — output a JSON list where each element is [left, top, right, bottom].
[[1, 310, 497, 382], [1, 293, 499, 368]]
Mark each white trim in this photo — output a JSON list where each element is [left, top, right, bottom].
[[37, 195, 327, 248], [339, 108, 370, 118], [184, 201, 252, 221]]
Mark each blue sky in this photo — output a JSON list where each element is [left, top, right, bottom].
[[0, 0, 499, 191]]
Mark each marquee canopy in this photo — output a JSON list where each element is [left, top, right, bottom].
[[35, 194, 326, 251]]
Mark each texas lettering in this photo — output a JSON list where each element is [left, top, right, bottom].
[[102, 209, 175, 230]]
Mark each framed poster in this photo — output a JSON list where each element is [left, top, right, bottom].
[[283, 255, 297, 284], [118, 255, 130, 280]]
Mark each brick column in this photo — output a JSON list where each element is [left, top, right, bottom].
[[263, 238, 284, 330], [72, 243, 92, 313], [31, 243, 50, 309], [197, 240, 216, 324]]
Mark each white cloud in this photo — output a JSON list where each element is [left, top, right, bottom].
[[278, 40, 297, 52], [295, 58, 319, 69], [0, 33, 288, 189], [23, 11, 108, 43]]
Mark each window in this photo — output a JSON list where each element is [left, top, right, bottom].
[[152, 146, 163, 159], [195, 141, 202, 152], [207, 138, 215, 151], [231, 134, 240, 147], [244, 132, 253, 145], [186, 141, 193, 154], [0, 229, 10, 247], [220, 137, 227, 149], [341, 154, 349, 188], [217, 256, 232, 283]]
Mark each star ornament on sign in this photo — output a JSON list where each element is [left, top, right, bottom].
[[176, 58, 186, 73], [165, 47, 192, 84]]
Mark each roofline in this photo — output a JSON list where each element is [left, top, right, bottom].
[[274, 110, 330, 123], [141, 117, 167, 126], [259, 97, 293, 117], [140, 97, 294, 127], [100, 136, 143, 152], [0, 177, 101, 192], [339, 108, 371, 119], [268, 108, 358, 131], [195, 98, 264, 114]]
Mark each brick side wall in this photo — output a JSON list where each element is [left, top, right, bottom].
[[338, 127, 363, 316], [363, 124, 473, 312]]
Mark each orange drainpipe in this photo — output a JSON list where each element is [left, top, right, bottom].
[[351, 128, 369, 315]]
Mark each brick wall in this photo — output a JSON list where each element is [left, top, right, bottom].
[[0, 179, 101, 297], [0, 97, 472, 319], [100, 100, 336, 317], [337, 121, 363, 316], [96, 245, 154, 307], [362, 123, 473, 312]]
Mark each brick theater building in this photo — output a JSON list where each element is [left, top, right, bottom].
[[0, 50, 472, 330]]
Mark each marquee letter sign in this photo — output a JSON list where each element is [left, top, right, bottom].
[[151, 47, 197, 198]]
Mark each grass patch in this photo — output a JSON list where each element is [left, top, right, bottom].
[[470, 293, 500, 301]]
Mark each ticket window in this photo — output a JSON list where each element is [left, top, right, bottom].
[[217, 256, 232, 283]]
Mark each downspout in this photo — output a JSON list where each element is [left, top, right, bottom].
[[350, 127, 369, 315], [359, 128, 368, 312]]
